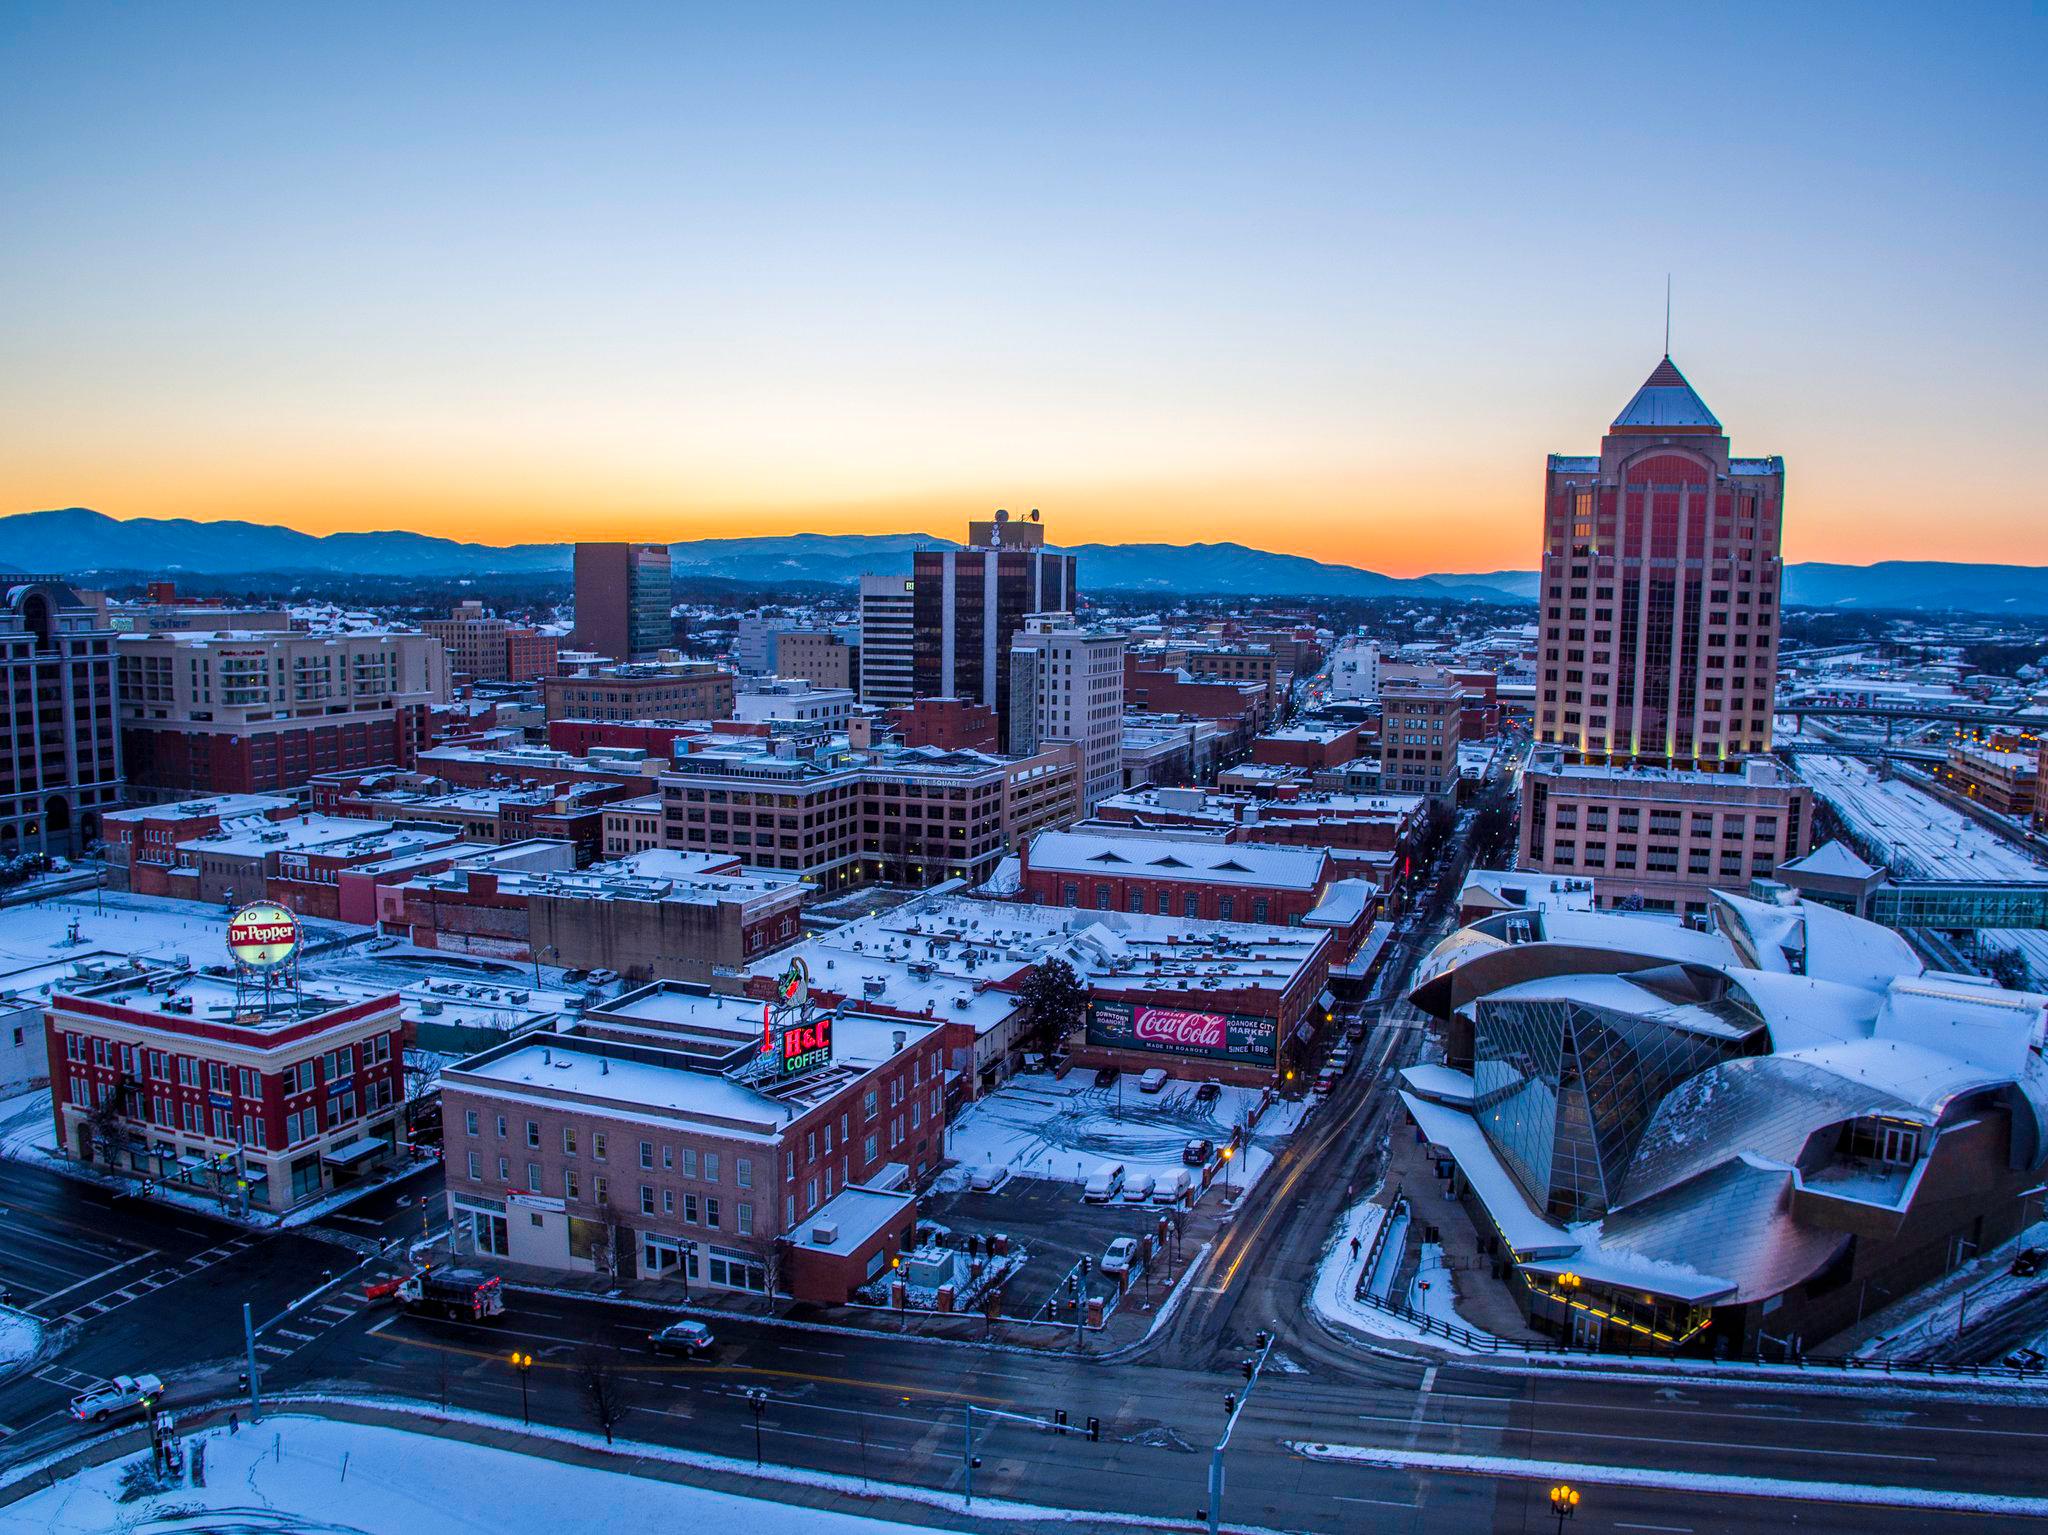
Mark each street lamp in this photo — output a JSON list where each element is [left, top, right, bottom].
[[1549, 1483, 1580, 1533], [509, 1351, 533, 1426], [746, 1388, 769, 1466], [534, 944, 558, 989], [1219, 1144, 1235, 1197]]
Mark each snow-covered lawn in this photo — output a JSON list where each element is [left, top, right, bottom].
[[935, 1071, 1305, 1197], [0, 1414, 937, 1535], [0, 1305, 41, 1376]]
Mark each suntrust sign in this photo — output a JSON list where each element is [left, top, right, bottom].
[[1087, 999, 1277, 1066]]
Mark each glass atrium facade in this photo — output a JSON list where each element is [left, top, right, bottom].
[[1472, 998, 1739, 1220]]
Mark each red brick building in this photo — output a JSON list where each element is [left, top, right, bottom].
[[390, 851, 804, 982], [116, 629, 448, 797], [881, 697, 1000, 752], [104, 794, 299, 895], [1250, 724, 1362, 772], [48, 971, 406, 1212], [438, 988, 944, 1302]]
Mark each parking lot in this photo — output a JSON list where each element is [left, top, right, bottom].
[[923, 1174, 1196, 1322], [934, 1070, 1305, 1199]]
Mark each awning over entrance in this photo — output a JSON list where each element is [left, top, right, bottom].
[[321, 1135, 386, 1166]]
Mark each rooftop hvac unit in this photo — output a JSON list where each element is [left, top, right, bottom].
[[811, 1220, 840, 1245]]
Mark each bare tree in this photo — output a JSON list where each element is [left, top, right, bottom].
[[580, 1353, 630, 1446], [85, 1074, 137, 1170], [740, 1230, 788, 1301], [588, 1204, 623, 1283], [401, 1054, 436, 1144]]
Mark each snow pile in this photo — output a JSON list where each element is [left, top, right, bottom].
[[0, 1304, 42, 1375], [4, 1414, 937, 1535]]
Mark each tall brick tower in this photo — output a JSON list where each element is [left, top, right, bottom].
[[1535, 358, 1783, 770]]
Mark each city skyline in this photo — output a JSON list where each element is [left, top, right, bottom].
[[4, 5, 2043, 576]]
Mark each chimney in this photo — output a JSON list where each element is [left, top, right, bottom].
[[892, 1029, 906, 1052]]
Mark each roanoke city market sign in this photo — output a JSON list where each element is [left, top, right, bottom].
[[227, 901, 301, 969]]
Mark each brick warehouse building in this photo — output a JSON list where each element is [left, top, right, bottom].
[[438, 985, 945, 1302], [47, 970, 406, 1212], [117, 628, 449, 798], [1, 579, 122, 858], [389, 851, 805, 982]]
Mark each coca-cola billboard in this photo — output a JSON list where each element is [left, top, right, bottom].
[[1133, 1007, 1227, 1050], [1088, 1000, 1277, 1065]]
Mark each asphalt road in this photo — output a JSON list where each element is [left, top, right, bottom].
[[5, 803, 2048, 1531]]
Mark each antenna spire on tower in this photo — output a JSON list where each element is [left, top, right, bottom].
[[1664, 275, 1672, 358]]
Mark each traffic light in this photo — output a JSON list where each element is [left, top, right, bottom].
[[1223, 1392, 1237, 1416], [1067, 1271, 1079, 1295], [1086, 1415, 1101, 1441], [1080, 1256, 1092, 1277], [1054, 1408, 1068, 1432], [1254, 1329, 1271, 1351], [1241, 1358, 1255, 1382]]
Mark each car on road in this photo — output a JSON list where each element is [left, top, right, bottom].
[[586, 968, 619, 987], [561, 967, 589, 984], [1101, 1237, 1141, 1276], [367, 935, 401, 951], [70, 1374, 164, 1423], [1313, 1069, 1337, 1096], [1183, 1137, 1214, 1166], [649, 1320, 716, 1356], [2009, 1347, 2046, 1372], [1345, 1024, 1365, 1045], [1193, 1081, 1222, 1105], [1137, 1067, 1169, 1094], [2015, 1248, 2046, 1277], [1093, 1066, 1120, 1088]]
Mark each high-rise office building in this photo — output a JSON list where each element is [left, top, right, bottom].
[[912, 510, 1077, 733], [1009, 613, 1127, 811], [1534, 357, 1783, 769], [1519, 357, 1807, 918], [572, 542, 671, 663], [1, 580, 121, 857], [858, 575, 915, 705]]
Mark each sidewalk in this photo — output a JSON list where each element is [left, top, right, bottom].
[[1379, 1113, 1544, 1342], [435, 1222, 1215, 1353]]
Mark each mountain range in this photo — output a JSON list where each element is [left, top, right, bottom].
[[4, 508, 2044, 613]]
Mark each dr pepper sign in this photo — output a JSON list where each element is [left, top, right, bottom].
[[227, 901, 301, 969]]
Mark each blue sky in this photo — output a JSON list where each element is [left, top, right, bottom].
[[2, 3, 2041, 570]]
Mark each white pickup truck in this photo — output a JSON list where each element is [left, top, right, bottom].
[[69, 1373, 165, 1423]]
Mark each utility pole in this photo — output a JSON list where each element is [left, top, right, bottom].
[[242, 1302, 263, 1422], [1205, 1326, 1275, 1535]]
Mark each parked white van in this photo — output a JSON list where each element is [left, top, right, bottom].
[[1152, 1168, 1193, 1206], [1083, 1162, 1126, 1203]]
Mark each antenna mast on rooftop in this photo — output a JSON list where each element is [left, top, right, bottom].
[[1664, 274, 1672, 358]]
